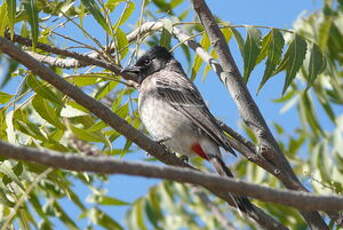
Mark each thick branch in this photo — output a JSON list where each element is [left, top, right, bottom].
[[0, 140, 343, 212], [191, 0, 331, 229], [0, 36, 286, 230]]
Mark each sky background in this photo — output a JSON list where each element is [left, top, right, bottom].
[[2, 0, 328, 228]]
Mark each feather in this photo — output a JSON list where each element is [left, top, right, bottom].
[[154, 69, 236, 156]]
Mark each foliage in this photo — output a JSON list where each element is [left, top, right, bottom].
[[0, 0, 342, 229]]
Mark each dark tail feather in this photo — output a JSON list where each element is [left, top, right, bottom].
[[209, 155, 254, 213]]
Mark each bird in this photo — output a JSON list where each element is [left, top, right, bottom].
[[121, 46, 253, 213]]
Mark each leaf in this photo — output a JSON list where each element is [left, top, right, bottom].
[[52, 202, 78, 230], [191, 34, 210, 80], [69, 124, 106, 143], [243, 28, 261, 82], [81, 0, 111, 34], [31, 95, 65, 129], [134, 199, 148, 230], [0, 91, 13, 104], [318, 17, 332, 51], [95, 81, 118, 100], [114, 1, 134, 29], [299, 92, 324, 137], [257, 29, 285, 93], [231, 27, 244, 55], [160, 28, 172, 49], [60, 105, 88, 118], [0, 2, 9, 36], [307, 44, 326, 85], [66, 73, 101, 87], [6, 0, 16, 38], [0, 58, 19, 89], [90, 194, 130, 206], [105, 0, 125, 12], [82, 208, 123, 230], [0, 161, 24, 190], [22, 0, 39, 49], [26, 74, 63, 106], [115, 28, 129, 58], [279, 34, 307, 94], [145, 200, 161, 229], [15, 120, 47, 141]]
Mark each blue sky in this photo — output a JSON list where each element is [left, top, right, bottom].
[[2, 0, 327, 228]]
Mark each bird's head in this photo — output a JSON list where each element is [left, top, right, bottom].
[[121, 46, 173, 83]]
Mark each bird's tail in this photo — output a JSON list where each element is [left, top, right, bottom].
[[209, 155, 254, 214]]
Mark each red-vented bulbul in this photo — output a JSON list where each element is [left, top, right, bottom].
[[122, 46, 253, 212]]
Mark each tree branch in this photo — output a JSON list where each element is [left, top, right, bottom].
[[0, 140, 343, 212], [0, 36, 286, 230], [191, 0, 331, 229]]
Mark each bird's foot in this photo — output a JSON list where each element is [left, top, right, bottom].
[[155, 137, 171, 145], [179, 155, 189, 163]]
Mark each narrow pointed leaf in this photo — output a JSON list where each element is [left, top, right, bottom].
[[0, 91, 13, 104], [23, 0, 39, 49], [257, 29, 284, 93], [231, 27, 244, 56], [0, 2, 9, 36], [281, 34, 307, 94], [31, 96, 65, 129], [81, 0, 111, 34], [308, 44, 326, 85], [6, 0, 16, 38], [191, 34, 210, 80], [26, 75, 63, 106], [243, 28, 261, 82]]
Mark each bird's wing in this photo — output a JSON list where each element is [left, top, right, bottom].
[[154, 70, 235, 155]]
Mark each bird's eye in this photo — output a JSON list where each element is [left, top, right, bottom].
[[143, 59, 151, 65]]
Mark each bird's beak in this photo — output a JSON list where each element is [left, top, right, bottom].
[[120, 65, 142, 74], [120, 65, 144, 84]]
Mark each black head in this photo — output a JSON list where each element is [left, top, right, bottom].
[[121, 46, 173, 83]]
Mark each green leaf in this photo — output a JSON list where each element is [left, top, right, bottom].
[[135, 199, 148, 230], [243, 28, 261, 82], [52, 202, 78, 230], [114, 102, 129, 119], [31, 95, 65, 129], [231, 27, 244, 55], [0, 2, 9, 36], [95, 81, 118, 100], [318, 17, 332, 51], [81, 0, 111, 34], [144, 200, 161, 229], [88, 208, 124, 230], [105, 0, 125, 12], [0, 91, 13, 104], [0, 161, 24, 190], [6, 0, 16, 38], [257, 29, 284, 93], [299, 92, 324, 137], [60, 105, 88, 118], [90, 194, 130, 206], [66, 73, 102, 87], [0, 58, 19, 89], [69, 124, 106, 143], [279, 34, 307, 94], [191, 34, 210, 80], [160, 28, 172, 49], [307, 44, 326, 85], [22, 0, 39, 49], [114, 1, 134, 29], [115, 28, 129, 58], [26, 74, 63, 106]]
